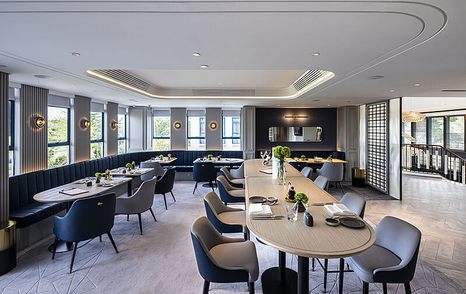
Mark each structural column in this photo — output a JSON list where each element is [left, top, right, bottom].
[[206, 108, 222, 150], [106, 102, 118, 156], [337, 106, 360, 181], [72, 95, 91, 162], [0, 72, 9, 222], [241, 106, 256, 159], [170, 108, 187, 150]]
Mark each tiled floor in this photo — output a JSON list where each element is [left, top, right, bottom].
[[0, 177, 465, 293]]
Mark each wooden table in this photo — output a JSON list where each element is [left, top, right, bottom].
[[244, 159, 303, 178], [143, 157, 177, 165], [244, 160, 375, 294]]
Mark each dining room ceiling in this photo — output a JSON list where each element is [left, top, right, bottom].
[[0, 0, 465, 108]]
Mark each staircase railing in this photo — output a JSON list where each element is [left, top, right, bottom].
[[402, 144, 466, 184]]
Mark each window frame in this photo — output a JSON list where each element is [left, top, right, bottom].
[[187, 114, 206, 150], [152, 115, 171, 151], [446, 115, 465, 151], [47, 105, 71, 168], [90, 111, 105, 158], [118, 114, 127, 154], [222, 114, 241, 150], [8, 100, 15, 176]]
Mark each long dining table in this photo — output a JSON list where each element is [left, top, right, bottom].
[[244, 159, 375, 294]]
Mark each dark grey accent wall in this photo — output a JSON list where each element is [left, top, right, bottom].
[[106, 102, 118, 155], [337, 106, 360, 180], [206, 108, 222, 150], [72, 95, 91, 162], [20, 85, 48, 173], [255, 108, 337, 151], [0, 72, 9, 222], [171, 108, 187, 150]]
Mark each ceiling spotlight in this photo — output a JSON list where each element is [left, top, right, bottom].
[[192, 52, 201, 57], [200, 65, 209, 69], [311, 52, 320, 56], [414, 83, 421, 87], [312, 99, 320, 102], [327, 105, 331, 107], [389, 89, 395, 93], [34, 74, 49, 79], [72, 52, 81, 57], [369, 75, 384, 80]]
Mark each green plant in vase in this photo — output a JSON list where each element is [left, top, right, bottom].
[[300, 154, 306, 160], [207, 154, 213, 160], [159, 154, 164, 160], [95, 172, 102, 183], [125, 163, 133, 171], [167, 153, 172, 160], [273, 146, 291, 185], [294, 192, 309, 213]]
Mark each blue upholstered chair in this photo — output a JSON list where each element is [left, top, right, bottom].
[[154, 167, 176, 210], [115, 178, 157, 235], [316, 162, 344, 193], [229, 162, 244, 179], [314, 175, 329, 190], [203, 192, 249, 240], [300, 166, 312, 179], [343, 216, 421, 294], [220, 167, 244, 188], [193, 162, 217, 194], [191, 216, 259, 294], [216, 176, 245, 205], [52, 193, 119, 273]]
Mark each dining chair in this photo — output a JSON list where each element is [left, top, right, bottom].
[[52, 193, 119, 273], [316, 162, 344, 193], [154, 167, 176, 210], [314, 175, 329, 190], [220, 167, 244, 188], [191, 216, 259, 294], [343, 216, 421, 294], [300, 166, 312, 179], [115, 178, 157, 235], [204, 191, 249, 240], [216, 176, 245, 205], [193, 162, 218, 194], [229, 162, 245, 179], [140, 161, 165, 178]]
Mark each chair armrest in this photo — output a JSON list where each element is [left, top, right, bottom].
[[223, 206, 243, 213]]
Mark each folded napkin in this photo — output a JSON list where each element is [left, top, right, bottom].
[[249, 204, 273, 217], [324, 203, 356, 218]]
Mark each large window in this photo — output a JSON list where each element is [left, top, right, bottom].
[[414, 120, 427, 144], [48, 106, 70, 168], [153, 115, 171, 151], [118, 114, 127, 154], [187, 112, 205, 150], [429, 117, 444, 146], [8, 100, 14, 176], [402, 122, 412, 144], [447, 116, 465, 150], [90, 111, 104, 159], [222, 112, 241, 150]]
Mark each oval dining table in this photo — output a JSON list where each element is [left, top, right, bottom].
[[244, 159, 376, 294]]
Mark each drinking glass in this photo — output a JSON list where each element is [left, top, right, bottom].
[[286, 203, 298, 221]]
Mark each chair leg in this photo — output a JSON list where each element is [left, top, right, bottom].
[[362, 282, 369, 294], [193, 182, 198, 194], [382, 283, 388, 294], [323, 258, 328, 292], [312, 258, 315, 271], [203, 280, 210, 294], [404, 283, 412, 294], [127, 214, 129, 221], [107, 232, 119, 254], [149, 208, 157, 222], [243, 231, 250, 240], [138, 213, 143, 235], [210, 182, 215, 192], [338, 182, 345, 194], [99, 235, 102, 242], [52, 237, 58, 260], [70, 242, 78, 274], [248, 282, 255, 294], [163, 193, 168, 210], [170, 191, 176, 202], [338, 258, 344, 294]]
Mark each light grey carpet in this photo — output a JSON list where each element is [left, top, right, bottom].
[[0, 181, 464, 294]]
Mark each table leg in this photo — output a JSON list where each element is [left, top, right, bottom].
[[261, 251, 297, 294], [339, 258, 344, 294], [279, 251, 286, 283], [127, 180, 133, 196], [297, 256, 309, 294]]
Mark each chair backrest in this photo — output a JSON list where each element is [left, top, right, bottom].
[[204, 192, 227, 216], [374, 216, 422, 281], [193, 162, 217, 182], [140, 161, 165, 180], [301, 166, 312, 178], [154, 167, 176, 194], [341, 192, 366, 218], [320, 162, 344, 181], [229, 163, 244, 179], [53, 193, 116, 242], [130, 177, 157, 210], [216, 175, 235, 191], [314, 175, 329, 190], [220, 167, 234, 181]]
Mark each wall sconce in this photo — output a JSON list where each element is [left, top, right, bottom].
[[80, 118, 90, 130], [173, 121, 182, 130], [33, 115, 46, 129], [209, 121, 218, 130], [284, 115, 309, 120], [110, 120, 118, 130]]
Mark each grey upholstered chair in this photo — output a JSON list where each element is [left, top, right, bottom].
[[204, 192, 249, 240], [220, 167, 245, 188], [140, 161, 165, 180], [216, 176, 245, 205], [316, 162, 344, 193], [343, 216, 421, 294], [314, 175, 329, 190], [115, 178, 157, 235], [191, 216, 259, 294], [300, 166, 312, 179], [229, 162, 244, 179]]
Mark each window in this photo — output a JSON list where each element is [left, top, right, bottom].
[[447, 116, 465, 150], [402, 122, 412, 144], [222, 112, 241, 150], [48, 106, 70, 168], [90, 111, 104, 159], [429, 117, 444, 146], [153, 115, 171, 151], [8, 100, 14, 176], [414, 120, 427, 144], [187, 111, 205, 150], [118, 114, 127, 154]]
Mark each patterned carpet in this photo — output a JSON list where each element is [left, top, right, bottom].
[[0, 181, 464, 294]]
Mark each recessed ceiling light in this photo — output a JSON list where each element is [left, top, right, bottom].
[[312, 52, 320, 56], [312, 99, 320, 102], [276, 104, 281, 107], [327, 104, 331, 107], [414, 83, 421, 87], [389, 89, 395, 93], [192, 52, 201, 57], [200, 65, 209, 69], [0, 64, 6, 68], [346, 100, 352, 103], [369, 75, 384, 80], [71, 52, 80, 57], [33, 74, 49, 79]]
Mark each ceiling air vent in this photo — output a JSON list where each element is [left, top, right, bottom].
[[93, 69, 151, 92], [293, 70, 324, 91], [193, 89, 255, 97]]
